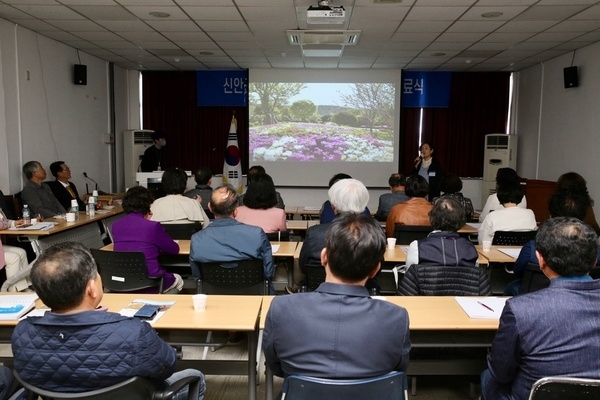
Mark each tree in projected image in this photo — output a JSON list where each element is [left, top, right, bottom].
[[250, 82, 305, 125], [339, 83, 394, 134]]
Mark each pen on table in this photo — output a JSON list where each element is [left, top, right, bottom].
[[477, 301, 494, 312]]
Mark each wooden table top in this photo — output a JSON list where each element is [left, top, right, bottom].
[[476, 245, 522, 263], [260, 295, 500, 330], [1, 293, 263, 332], [101, 240, 298, 258], [0, 206, 123, 236]]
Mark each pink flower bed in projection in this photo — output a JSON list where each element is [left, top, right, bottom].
[[249, 123, 393, 162]]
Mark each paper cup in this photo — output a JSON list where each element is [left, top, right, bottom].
[[66, 213, 76, 222], [30, 218, 38, 225], [387, 238, 397, 249], [192, 294, 207, 312], [482, 240, 492, 251]]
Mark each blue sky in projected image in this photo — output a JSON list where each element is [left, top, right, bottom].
[[287, 83, 354, 106]]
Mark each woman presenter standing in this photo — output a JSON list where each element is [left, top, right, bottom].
[[413, 142, 443, 200]]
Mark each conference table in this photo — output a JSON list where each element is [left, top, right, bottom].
[[0, 293, 263, 400], [0, 206, 124, 256], [260, 295, 501, 400], [476, 245, 521, 263]]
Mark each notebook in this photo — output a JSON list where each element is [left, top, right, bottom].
[[0, 294, 38, 320]]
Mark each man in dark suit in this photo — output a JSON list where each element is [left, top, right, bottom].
[[374, 173, 409, 221], [481, 217, 600, 400], [263, 213, 410, 390], [46, 161, 86, 211]]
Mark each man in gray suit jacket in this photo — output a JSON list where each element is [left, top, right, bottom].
[[263, 214, 411, 390], [482, 217, 600, 400]]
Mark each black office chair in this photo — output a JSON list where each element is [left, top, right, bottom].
[[265, 230, 290, 241], [393, 225, 433, 244], [160, 222, 202, 240], [14, 371, 201, 400], [398, 264, 491, 296], [281, 371, 407, 400], [90, 249, 164, 293], [528, 376, 600, 400], [196, 258, 268, 295], [492, 230, 537, 246], [301, 263, 326, 292], [519, 263, 550, 294]]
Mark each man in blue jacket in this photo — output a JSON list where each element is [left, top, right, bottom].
[[11, 242, 205, 399], [482, 217, 600, 400]]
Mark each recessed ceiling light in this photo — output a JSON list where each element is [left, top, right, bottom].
[[199, 51, 214, 56], [482, 11, 503, 18], [149, 11, 170, 18], [432, 52, 446, 57]]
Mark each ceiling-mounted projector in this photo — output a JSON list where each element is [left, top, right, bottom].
[[307, 2, 346, 25]]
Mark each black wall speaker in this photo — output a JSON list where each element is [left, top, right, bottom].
[[74, 64, 87, 85], [563, 66, 578, 88]]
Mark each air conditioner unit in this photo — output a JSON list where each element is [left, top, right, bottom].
[[123, 129, 154, 189], [482, 134, 518, 201]]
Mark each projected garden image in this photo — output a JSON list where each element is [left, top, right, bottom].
[[249, 82, 395, 162]]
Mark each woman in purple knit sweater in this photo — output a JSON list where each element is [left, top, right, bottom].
[[111, 186, 182, 293]]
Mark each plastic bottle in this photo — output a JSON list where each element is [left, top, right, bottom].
[[22, 204, 31, 225], [87, 197, 95, 217], [69, 199, 79, 220]]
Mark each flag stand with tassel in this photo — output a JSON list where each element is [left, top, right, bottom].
[[222, 112, 243, 194]]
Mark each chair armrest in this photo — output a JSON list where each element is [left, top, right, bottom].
[[154, 375, 200, 400]]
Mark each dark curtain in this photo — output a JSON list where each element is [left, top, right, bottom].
[[399, 71, 510, 178], [141, 71, 249, 175]]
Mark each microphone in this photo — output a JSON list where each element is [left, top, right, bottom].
[[82, 172, 99, 193]]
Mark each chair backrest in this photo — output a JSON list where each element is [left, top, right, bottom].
[[393, 225, 433, 244], [2, 193, 20, 219], [281, 371, 407, 400], [519, 263, 550, 294], [90, 249, 164, 293], [528, 376, 600, 400], [160, 222, 202, 240], [265, 230, 290, 242], [14, 370, 200, 400], [302, 263, 326, 292], [197, 258, 267, 294], [14, 372, 155, 400], [398, 264, 491, 296], [492, 230, 537, 246]]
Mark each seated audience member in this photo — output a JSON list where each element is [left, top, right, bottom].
[[112, 186, 183, 294], [432, 173, 474, 220], [0, 215, 31, 292], [46, 161, 86, 212], [296, 178, 371, 292], [481, 217, 600, 400], [11, 242, 205, 398], [556, 171, 600, 232], [320, 173, 371, 223], [140, 130, 166, 172], [189, 184, 274, 293], [21, 161, 66, 218], [506, 190, 598, 295], [374, 173, 409, 221], [479, 168, 527, 222], [386, 175, 433, 238], [235, 173, 286, 234], [405, 197, 478, 270], [478, 183, 537, 245], [264, 213, 410, 388], [150, 167, 210, 229], [0, 365, 16, 400], [239, 165, 285, 210], [184, 166, 214, 218]]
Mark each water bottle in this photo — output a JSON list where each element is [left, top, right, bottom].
[[22, 204, 31, 225], [69, 199, 79, 220], [87, 197, 95, 217]]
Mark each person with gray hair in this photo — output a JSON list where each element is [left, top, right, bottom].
[[11, 242, 206, 398], [292, 178, 372, 293], [21, 161, 66, 218]]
